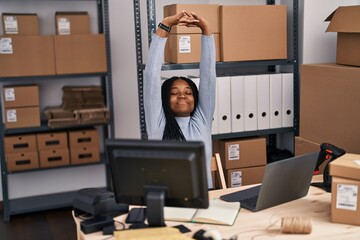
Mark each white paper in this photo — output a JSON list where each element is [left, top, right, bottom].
[[6, 109, 17, 122], [336, 184, 358, 211], [4, 88, 15, 101], [228, 144, 239, 161], [4, 16, 18, 34], [178, 36, 191, 53], [0, 38, 13, 54], [58, 17, 71, 35]]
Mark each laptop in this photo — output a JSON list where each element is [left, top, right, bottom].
[[220, 152, 319, 212]]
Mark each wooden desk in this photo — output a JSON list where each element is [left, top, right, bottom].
[[73, 175, 360, 240]]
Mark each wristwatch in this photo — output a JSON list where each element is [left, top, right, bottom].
[[158, 22, 171, 32]]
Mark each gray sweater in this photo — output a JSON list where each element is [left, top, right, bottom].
[[143, 34, 216, 188]]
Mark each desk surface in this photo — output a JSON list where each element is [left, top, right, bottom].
[[73, 175, 360, 240]]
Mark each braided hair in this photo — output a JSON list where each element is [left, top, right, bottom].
[[161, 76, 199, 141]]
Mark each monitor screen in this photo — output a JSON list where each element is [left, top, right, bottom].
[[105, 138, 209, 227]]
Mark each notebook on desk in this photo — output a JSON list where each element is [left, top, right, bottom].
[[220, 152, 319, 212]]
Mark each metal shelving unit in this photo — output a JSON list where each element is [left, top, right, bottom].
[[134, 0, 299, 146], [0, 0, 114, 222]]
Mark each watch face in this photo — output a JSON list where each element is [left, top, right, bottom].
[[158, 23, 171, 32]]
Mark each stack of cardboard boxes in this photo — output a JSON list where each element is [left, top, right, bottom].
[[4, 134, 39, 172], [68, 129, 100, 165], [4, 128, 100, 172], [3, 85, 40, 129], [297, 5, 360, 226], [45, 86, 109, 128], [163, 4, 287, 63], [37, 132, 70, 168], [214, 137, 267, 188], [0, 11, 107, 77]]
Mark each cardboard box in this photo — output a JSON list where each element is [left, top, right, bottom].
[[54, 34, 107, 74], [70, 146, 100, 165], [163, 4, 220, 34], [4, 134, 37, 153], [36, 132, 68, 150], [6, 151, 39, 172], [214, 137, 267, 170], [1, 13, 39, 35], [300, 64, 360, 154], [39, 148, 70, 168], [329, 153, 360, 225], [325, 5, 360, 67], [225, 165, 265, 188], [165, 33, 220, 64], [294, 137, 319, 157], [220, 5, 287, 62], [55, 12, 90, 35], [68, 129, 99, 148], [3, 85, 39, 108], [0, 35, 56, 77], [5, 106, 40, 129]]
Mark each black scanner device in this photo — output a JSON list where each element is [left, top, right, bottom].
[[73, 188, 129, 234]]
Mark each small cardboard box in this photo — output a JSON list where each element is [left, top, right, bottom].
[[70, 146, 100, 165], [329, 153, 360, 226], [54, 34, 107, 74], [6, 151, 39, 172], [5, 106, 40, 129], [0, 35, 56, 77], [165, 33, 220, 64], [220, 5, 287, 62], [55, 12, 90, 35], [1, 13, 39, 35], [163, 4, 220, 34], [68, 129, 99, 148], [36, 132, 68, 150], [3, 85, 39, 108], [4, 134, 37, 153], [39, 148, 70, 168], [300, 64, 360, 154], [214, 137, 267, 170], [294, 137, 326, 174], [225, 165, 265, 188], [325, 5, 360, 67]]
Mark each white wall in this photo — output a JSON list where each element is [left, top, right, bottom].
[[1, 0, 359, 200]]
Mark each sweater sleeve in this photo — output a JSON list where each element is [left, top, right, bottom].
[[198, 34, 216, 123]]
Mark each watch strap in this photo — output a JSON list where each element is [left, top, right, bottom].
[[158, 22, 171, 33]]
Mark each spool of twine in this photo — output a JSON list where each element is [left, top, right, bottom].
[[281, 217, 312, 234]]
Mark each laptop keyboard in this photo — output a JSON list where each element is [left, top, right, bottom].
[[239, 195, 258, 211]]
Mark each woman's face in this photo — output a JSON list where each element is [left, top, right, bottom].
[[169, 79, 195, 117]]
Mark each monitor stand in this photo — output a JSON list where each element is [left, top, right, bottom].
[[145, 187, 167, 227]]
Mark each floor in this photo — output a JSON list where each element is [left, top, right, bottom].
[[0, 207, 77, 240]]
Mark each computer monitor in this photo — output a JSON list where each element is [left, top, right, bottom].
[[105, 138, 209, 227]]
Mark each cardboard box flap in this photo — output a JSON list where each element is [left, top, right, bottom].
[[325, 5, 360, 33], [329, 153, 360, 180]]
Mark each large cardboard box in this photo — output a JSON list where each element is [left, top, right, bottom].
[[5, 107, 40, 129], [4, 134, 37, 153], [6, 151, 39, 172], [325, 5, 360, 67], [214, 137, 267, 170], [329, 153, 360, 225], [55, 12, 90, 35], [3, 85, 39, 108], [220, 5, 287, 62], [165, 33, 220, 64], [1, 13, 39, 35], [0, 35, 56, 77], [225, 165, 265, 188], [163, 4, 220, 34], [54, 34, 107, 74], [36, 132, 68, 150], [300, 64, 360, 154]]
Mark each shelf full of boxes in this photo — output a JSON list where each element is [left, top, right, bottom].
[[0, 0, 114, 222], [134, 0, 299, 189]]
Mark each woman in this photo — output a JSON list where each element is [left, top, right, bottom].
[[144, 11, 216, 188]]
